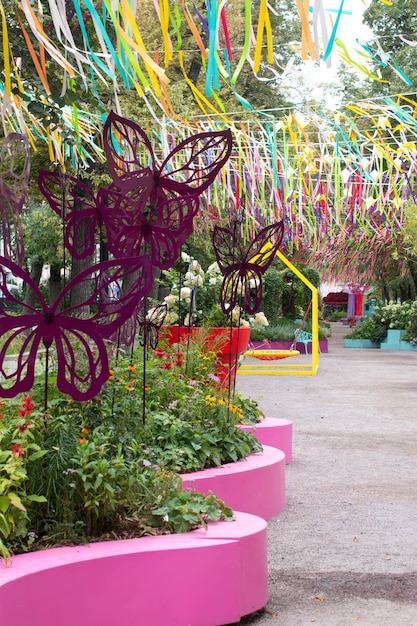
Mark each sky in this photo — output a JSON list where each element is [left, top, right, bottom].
[[321, 0, 374, 69]]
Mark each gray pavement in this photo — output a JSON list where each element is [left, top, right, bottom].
[[235, 322, 417, 626]]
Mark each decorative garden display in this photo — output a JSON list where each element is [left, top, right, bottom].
[[0, 112, 288, 626]]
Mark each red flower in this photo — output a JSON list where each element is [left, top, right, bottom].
[[10, 443, 24, 458], [18, 396, 35, 417], [23, 396, 34, 409], [154, 348, 166, 358], [18, 422, 29, 433]]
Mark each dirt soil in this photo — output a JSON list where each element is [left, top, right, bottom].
[[233, 322, 417, 626]]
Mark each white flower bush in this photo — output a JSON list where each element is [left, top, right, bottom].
[[161, 256, 268, 328]]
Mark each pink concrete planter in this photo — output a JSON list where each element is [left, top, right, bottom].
[[181, 444, 286, 519], [0, 512, 267, 626], [240, 417, 293, 463]]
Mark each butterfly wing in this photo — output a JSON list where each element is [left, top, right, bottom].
[[0, 258, 48, 397], [213, 222, 285, 314], [239, 222, 285, 313], [158, 129, 233, 197], [99, 188, 198, 270], [103, 111, 154, 193], [104, 113, 232, 204], [38, 171, 101, 259]]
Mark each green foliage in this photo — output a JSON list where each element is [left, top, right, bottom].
[[22, 203, 64, 268], [250, 319, 330, 342], [0, 397, 47, 563], [363, 0, 417, 95], [261, 269, 284, 325], [0, 343, 264, 558], [348, 301, 417, 344], [150, 488, 233, 534]]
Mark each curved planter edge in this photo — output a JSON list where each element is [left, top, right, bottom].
[[0, 511, 267, 626], [240, 416, 293, 463], [181, 444, 286, 520]]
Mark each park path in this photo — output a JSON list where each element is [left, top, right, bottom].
[[235, 322, 417, 626]]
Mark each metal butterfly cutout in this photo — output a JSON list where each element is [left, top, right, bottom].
[[0, 255, 153, 401], [38, 170, 108, 260], [212, 222, 285, 315], [137, 302, 168, 349], [103, 111, 233, 205]]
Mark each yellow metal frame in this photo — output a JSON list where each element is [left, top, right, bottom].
[[237, 250, 319, 376]]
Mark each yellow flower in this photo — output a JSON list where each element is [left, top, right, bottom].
[[205, 394, 217, 406], [218, 399, 226, 406]]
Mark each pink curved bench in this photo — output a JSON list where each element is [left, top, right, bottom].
[[0, 512, 267, 626], [240, 416, 293, 463], [181, 444, 286, 519]]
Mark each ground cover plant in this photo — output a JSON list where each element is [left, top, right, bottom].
[[0, 342, 263, 562], [249, 319, 331, 342]]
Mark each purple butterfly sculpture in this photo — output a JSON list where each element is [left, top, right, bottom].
[[212, 221, 285, 315], [0, 133, 30, 265], [0, 255, 153, 401], [97, 187, 199, 269], [103, 111, 233, 204], [38, 171, 108, 260]]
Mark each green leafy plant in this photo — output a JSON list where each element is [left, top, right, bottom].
[[0, 342, 264, 559], [0, 397, 47, 563], [347, 301, 417, 344]]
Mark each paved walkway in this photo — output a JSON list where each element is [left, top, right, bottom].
[[235, 323, 417, 626]]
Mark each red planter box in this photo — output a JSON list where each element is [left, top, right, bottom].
[[161, 326, 251, 383]]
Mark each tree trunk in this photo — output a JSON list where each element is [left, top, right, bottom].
[[69, 254, 94, 317], [24, 262, 43, 309], [49, 264, 62, 306]]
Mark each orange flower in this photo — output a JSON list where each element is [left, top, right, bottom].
[[81, 426, 89, 434], [128, 364, 136, 372], [79, 437, 87, 445]]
